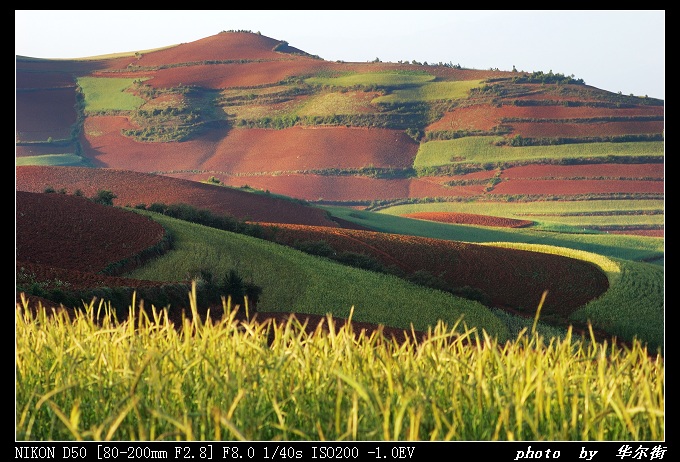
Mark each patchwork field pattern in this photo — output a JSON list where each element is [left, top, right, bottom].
[[15, 30, 664, 344]]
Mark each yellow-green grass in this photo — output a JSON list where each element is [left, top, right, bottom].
[[124, 210, 509, 340], [295, 91, 376, 116], [77, 77, 145, 113], [373, 80, 483, 104], [15, 299, 664, 441], [220, 85, 292, 99], [305, 71, 435, 88], [414, 137, 665, 168], [485, 243, 663, 354], [224, 103, 290, 120], [531, 214, 664, 227], [379, 199, 665, 230], [319, 205, 664, 263], [15, 154, 90, 167]]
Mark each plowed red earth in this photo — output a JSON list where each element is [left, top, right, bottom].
[[122, 61, 333, 89], [16, 88, 78, 141], [490, 179, 663, 195], [16, 191, 165, 274], [15, 166, 340, 227], [426, 104, 664, 133], [402, 212, 533, 228], [80, 116, 419, 174], [16, 69, 76, 89], [508, 121, 664, 138], [172, 173, 487, 202], [501, 163, 664, 179]]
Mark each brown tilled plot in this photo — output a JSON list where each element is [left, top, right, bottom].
[[15, 166, 339, 227]]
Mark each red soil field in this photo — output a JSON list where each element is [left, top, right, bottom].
[[402, 212, 534, 228], [507, 84, 630, 102], [128, 60, 332, 89], [501, 163, 664, 179], [427, 103, 665, 133], [17, 261, 166, 293], [205, 126, 419, 173], [507, 121, 664, 138], [79, 117, 419, 174], [16, 88, 78, 141], [259, 223, 609, 319], [15, 166, 340, 227], [176, 173, 486, 202], [16, 191, 166, 274], [131, 32, 312, 66], [81, 116, 227, 170], [609, 229, 664, 238], [490, 179, 664, 195]]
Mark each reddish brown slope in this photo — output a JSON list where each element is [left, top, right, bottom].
[[427, 104, 665, 133], [205, 126, 419, 173], [15, 166, 340, 227], [15, 69, 79, 142], [187, 173, 485, 202], [135, 32, 311, 65], [80, 116, 419, 174], [16, 191, 166, 274], [403, 212, 534, 228], [16, 89, 78, 142]]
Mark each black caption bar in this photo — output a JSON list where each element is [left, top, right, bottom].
[[15, 441, 669, 461]]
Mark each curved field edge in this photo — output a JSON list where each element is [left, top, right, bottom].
[[320, 205, 664, 264], [125, 210, 510, 341], [487, 242, 663, 353]]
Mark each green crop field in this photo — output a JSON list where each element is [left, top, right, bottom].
[[15, 154, 90, 167], [373, 80, 483, 104], [414, 137, 664, 168], [305, 71, 435, 88], [77, 76, 145, 112]]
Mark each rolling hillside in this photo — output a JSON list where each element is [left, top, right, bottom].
[[15, 30, 664, 348], [16, 31, 664, 237]]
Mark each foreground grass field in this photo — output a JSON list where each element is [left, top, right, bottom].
[[15, 298, 664, 441]]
